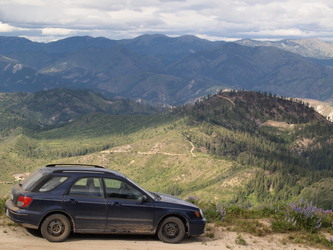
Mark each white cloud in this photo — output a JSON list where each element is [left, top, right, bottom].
[[244, 28, 312, 37], [0, 22, 16, 32], [0, 0, 333, 41], [0, 0, 44, 6], [42, 28, 74, 36]]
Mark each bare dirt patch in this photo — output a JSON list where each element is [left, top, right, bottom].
[[0, 222, 319, 250], [260, 120, 295, 130]]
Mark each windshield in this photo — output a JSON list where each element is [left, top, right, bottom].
[[125, 177, 156, 200]]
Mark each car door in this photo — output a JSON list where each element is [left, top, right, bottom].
[[63, 177, 107, 232], [103, 178, 155, 233]]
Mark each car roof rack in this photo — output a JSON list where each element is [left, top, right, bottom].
[[45, 163, 105, 169]]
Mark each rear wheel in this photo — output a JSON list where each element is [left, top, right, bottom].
[[157, 216, 186, 243], [40, 214, 71, 242]]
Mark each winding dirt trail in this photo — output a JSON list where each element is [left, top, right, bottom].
[[217, 95, 236, 107], [189, 141, 196, 157]]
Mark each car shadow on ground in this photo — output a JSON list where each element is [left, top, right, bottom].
[[25, 228, 204, 245]]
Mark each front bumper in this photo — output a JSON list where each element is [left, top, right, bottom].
[[5, 199, 39, 229], [188, 218, 206, 236]]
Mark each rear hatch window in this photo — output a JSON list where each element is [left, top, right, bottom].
[[20, 169, 45, 191]]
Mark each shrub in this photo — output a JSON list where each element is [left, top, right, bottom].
[[203, 202, 226, 222], [256, 204, 284, 218], [286, 200, 322, 233], [186, 196, 199, 204], [271, 219, 297, 233], [320, 210, 333, 229], [235, 235, 247, 246], [0, 197, 7, 215]]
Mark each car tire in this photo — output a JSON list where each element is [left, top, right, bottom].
[[157, 216, 186, 243], [40, 213, 71, 242]]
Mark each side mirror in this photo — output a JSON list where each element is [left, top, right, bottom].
[[138, 195, 148, 203]]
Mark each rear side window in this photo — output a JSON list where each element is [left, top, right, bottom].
[[69, 177, 103, 197], [38, 176, 68, 192], [21, 170, 44, 191]]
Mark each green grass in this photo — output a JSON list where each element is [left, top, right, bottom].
[[235, 235, 248, 246], [34, 113, 174, 139], [0, 198, 6, 214]]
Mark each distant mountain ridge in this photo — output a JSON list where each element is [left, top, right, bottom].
[[0, 35, 333, 105], [236, 38, 333, 59], [301, 98, 333, 121]]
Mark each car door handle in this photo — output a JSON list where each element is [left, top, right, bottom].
[[67, 199, 78, 204], [112, 202, 121, 207]]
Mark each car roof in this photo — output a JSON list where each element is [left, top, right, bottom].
[[42, 164, 126, 178]]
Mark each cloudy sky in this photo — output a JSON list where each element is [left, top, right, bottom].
[[1, 0, 333, 42]]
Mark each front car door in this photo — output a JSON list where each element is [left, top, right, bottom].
[[104, 178, 155, 233], [63, 177, 107, 232]]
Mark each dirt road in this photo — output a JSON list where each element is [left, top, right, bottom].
[[0, 223, 315, 250]]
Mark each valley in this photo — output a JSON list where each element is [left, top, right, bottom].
[[0, 35, 333, 247], [0, 89, 332, 210]]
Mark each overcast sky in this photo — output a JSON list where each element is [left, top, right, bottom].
[[1, 0, 333, 42]]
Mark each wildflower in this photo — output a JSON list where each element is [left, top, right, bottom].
[[187, 196, 197, 201], [187, 196, 199, 204], [216, 203, 226, 221], [286, 200, 322, 232]]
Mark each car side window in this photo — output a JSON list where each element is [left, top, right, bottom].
[[38, 176, 68, 192], [69, 177, 103, 197], [104, 178, 143, 200]]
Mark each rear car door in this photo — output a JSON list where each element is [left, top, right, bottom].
[[103, 178, 155, 233], [63, 177, 107, 232]]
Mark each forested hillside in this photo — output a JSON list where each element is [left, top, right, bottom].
[[176, 91, 333, 208], [0, 88, 159, 133], [0, 89, 332, 209]]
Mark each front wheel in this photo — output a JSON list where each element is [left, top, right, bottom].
[[157, 216, 186, 243], [40, 214, 71, 242]]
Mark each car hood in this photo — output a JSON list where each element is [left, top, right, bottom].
[[155, 192, 198, 209]]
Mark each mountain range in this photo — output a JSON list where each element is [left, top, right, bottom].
[[236, 38, 333, 59], [1, 35, 333, 105]]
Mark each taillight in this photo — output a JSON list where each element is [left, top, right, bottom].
[[17, 196, 33, 208]]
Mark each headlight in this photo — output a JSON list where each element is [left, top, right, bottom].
[[194, 209, 204, 218], [199, 209, 204, 218]]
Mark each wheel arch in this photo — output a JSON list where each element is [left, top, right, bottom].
[[38, 211, 75, 232], [156, 213, 189, 234]]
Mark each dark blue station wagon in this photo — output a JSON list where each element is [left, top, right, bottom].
[[5, 164, 205, 243]]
